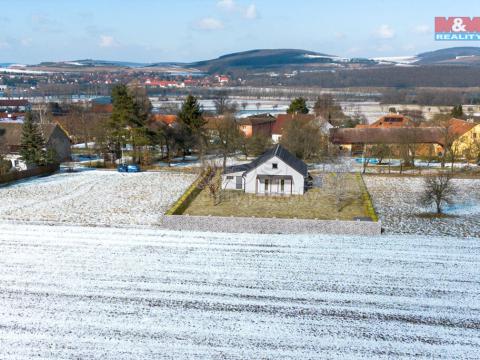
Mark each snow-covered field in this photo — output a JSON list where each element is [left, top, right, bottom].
[[0, 223, 478, 359], [365, 176, 480, 237], [0, 170, 196, 226]]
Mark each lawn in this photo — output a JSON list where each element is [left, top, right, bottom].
[[184, 173, 368, 220]]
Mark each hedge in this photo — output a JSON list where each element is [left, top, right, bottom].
[[165, 168, 213, 215], [0, 164, 59, 186]]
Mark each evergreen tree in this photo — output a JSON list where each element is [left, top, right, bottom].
[[451, 104, 464, 118], [177, 95, 206, 157], [20, 112, 46, 166], [178, 95, 205, 132], [287, 97, 309, 114], [128, 81, 152, 126], [108, 84, 137, 160]]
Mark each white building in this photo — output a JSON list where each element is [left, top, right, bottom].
[[222, 144, 308, 195]]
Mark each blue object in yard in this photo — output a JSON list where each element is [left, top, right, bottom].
[[127, 164, 141, 172], [117, 164, 141, 173], [354, 158, 379, 165], [117, 164, 128, 172]]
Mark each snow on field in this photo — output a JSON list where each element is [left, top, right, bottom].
[[0, 170, 196, 226], [0, 223, 478, 359], [365, 176, 480, 237]]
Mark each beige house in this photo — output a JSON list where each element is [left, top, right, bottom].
[[451, 122, 480, 161]]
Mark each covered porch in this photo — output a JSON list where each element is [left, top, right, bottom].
[[255, 175, 293, 195]]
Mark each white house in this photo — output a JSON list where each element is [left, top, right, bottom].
[[222, 144, 308, 195]]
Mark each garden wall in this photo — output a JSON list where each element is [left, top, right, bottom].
[[158, 215, 382, 236], [0, 164, 59, 185]]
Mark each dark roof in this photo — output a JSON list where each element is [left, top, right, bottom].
[[0, 99, 29, 107], [237, 113, 276, 126], [329, 127, 445, 145], [273, 114, 315, 134], [224, 163, 251, 174], [224, 144, 308, 177], [0, 123, 69, 149]]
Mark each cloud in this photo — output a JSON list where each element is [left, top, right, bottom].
[[244, 4, 257, 20], [374, 24, 395, 39], [217, 0, 236, 11], [335, 32, 346, 39], [99, 35, 117, 48], [217, 1, 258, 20], [196, 17, 224, 30], [413, 24, 430, 34]]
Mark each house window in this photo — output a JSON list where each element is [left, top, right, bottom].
[[264, 179, 269, 192], [473, 133, 477, 139], [226, 176, 234, 180], [280, 179, 285, 192], [272, 163, 278, 169], [236, 176, 243, 190]]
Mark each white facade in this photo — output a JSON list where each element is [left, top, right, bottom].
[[222, 171, 245, 191], [245, 156, 305, 195], [222, 155, 306, 195]]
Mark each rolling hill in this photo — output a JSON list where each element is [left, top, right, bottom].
[[415, 47, 480, 65]]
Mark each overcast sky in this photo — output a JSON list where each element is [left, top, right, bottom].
[[0, 0, 478, 64]]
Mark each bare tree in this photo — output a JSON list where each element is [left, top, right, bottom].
[[213, 92, 238, 116], [327, 161, 351, 213], [198, 164, 222, 205], [211, 114, 244, 170], [420, 173, 457, 214], [280, 118, 327, 160]]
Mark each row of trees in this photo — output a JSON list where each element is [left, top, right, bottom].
[[96, 88, 353, 168]]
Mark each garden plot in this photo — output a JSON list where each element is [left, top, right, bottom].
[[0, 170, 195, 226], [364, 176, 480, 236], [0, 223, 478, 359]]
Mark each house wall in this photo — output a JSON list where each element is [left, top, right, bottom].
[[222, 171, 245, 190], [240, 125, 252, 138], [452, 124, 480, 160], [272, 134, 282, 144], [47, 127, 72, 161], [252, 122, 274, 138], [245, 156, 305, 195]]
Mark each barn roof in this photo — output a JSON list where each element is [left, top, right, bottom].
[[238, 114, 276, 126], [0, 123, 67, 149], [273, 114, 315, 135], [329, 127, 445, 145], [0, 99, 29, 107]]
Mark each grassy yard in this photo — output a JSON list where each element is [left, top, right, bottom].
[[184, 173, 368, 220]]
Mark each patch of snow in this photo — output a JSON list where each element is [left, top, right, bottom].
[[364, 176, 480, 237], [0, 223, 478, 359], [373, 56, 418, 64], [0, 67, 50, 75], [0, 171, 196, 226]]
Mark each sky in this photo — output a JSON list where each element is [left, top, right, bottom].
[[0, 0, 479, 64]]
